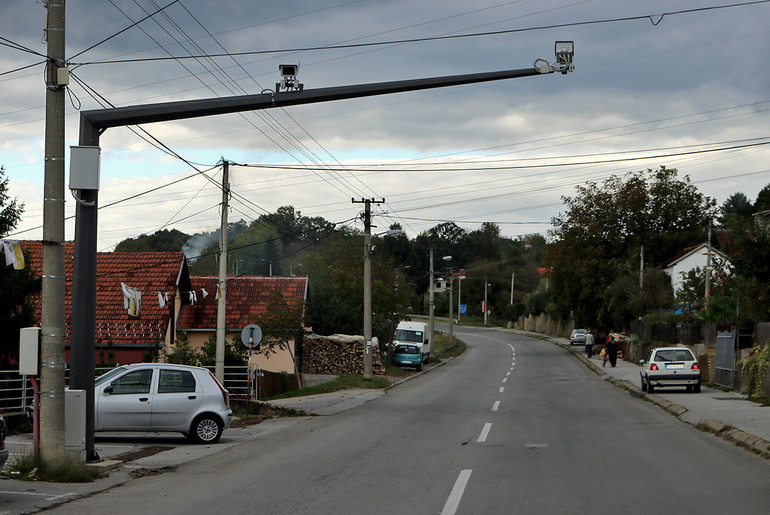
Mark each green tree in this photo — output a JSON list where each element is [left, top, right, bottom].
[[252, 291, 307, 387], [754, 183, 770, 212], [115, 229, 191, 252], [0, 166, 41, 363], [548, 167, 715, 329]]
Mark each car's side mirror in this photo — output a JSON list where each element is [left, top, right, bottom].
[[104, 385, 113, 394], [424, 339, 429, 345]]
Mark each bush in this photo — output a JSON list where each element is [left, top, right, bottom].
[[744, 343, 770, 403]]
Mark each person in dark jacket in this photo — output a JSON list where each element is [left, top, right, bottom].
[[605, 335, 618, 367]]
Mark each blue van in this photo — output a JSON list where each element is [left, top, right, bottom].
[[392, 343, 423, 371]]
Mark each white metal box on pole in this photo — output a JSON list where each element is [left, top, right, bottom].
[[65, 389, 86, 462]]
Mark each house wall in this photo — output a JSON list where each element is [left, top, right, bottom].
[[184, 330, 296, 373], [666, 251, 707, 293]]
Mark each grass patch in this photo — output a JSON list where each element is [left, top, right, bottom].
[[434, 332, 466, 359], [8, 454, 105, 483], [267, 374, 392, 400]]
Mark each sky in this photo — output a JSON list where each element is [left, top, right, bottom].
[[1, 0, 769, 253]]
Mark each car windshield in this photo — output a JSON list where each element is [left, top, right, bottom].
[[654, 350, 694, 362], [94, 366, 129, 387], [394, 329, 423, 343], [395, 345, 419, 354]]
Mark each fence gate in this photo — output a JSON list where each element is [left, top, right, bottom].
[[715, 326, 736, 389]]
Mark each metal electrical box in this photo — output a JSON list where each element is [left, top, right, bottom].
[[69, 145, 101, 190], [65, 389, 87, 462], [19, 327, 40, 376]]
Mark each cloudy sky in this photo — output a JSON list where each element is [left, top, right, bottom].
[[2, 0, 769, 251]]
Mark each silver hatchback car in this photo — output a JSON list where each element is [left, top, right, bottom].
[[95, 363, 233, 443], [640, 347, 701, 393]]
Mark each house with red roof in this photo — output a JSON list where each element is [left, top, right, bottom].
[[19, 240, 192, 364], [177, 275, 309, 373]]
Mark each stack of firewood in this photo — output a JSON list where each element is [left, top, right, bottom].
[[302, 334, 384, 375]]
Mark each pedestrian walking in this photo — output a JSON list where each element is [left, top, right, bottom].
[[584, 329, 594, 358], [606, 335, 618, 367]]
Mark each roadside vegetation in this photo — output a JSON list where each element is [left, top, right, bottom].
[[267, 374, 392, 401], [6, 454, 105, 482]]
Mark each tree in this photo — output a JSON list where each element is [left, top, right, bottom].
[[251, 291, 307, 387], [755, 183, 770, 212], [718, 192, 753, 225], [547, 167, 716, 329], [0, 166, 41, 363], [115, 229, 191, 252]]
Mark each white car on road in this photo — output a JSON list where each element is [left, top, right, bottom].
[[95, 363, 233, 443], [640, 347, 701, 393]]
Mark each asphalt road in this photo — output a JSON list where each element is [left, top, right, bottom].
[[49, 327, 770, 514]]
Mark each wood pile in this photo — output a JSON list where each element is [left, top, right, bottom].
[[302, 334, 384, 375]]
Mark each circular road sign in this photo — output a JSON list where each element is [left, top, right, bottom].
[[241, 324, 263, 349]]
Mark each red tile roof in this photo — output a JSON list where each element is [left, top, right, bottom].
[[20, 240, 187, 345], [178, 276, 309, 330]]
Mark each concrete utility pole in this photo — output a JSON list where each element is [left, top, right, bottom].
[[354, 198, 384, 379], [428, 249, 435, 359], [215, 161, 230, 382], [705, 222, 712, 307], [71, 51, 573, 459], [40, 0, 67, 464], [484, 278, 489, 326]]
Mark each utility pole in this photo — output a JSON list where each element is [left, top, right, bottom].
[[640, 245, 644, 291], [40, 0, 67, 464], [705, 222, 712, 307], [484, 277, 489, 326], [448, 274, 454, 337], [354, 198, 384, 379], [429, 249, 436, 359], [510, 272, 515, 305], [215, 161, 230, 382]]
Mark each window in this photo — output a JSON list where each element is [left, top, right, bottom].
[[110, 369, 153, 394], [158, 370, 196, 393]]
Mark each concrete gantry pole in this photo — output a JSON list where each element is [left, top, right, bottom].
[[39, 0, 67, 464]]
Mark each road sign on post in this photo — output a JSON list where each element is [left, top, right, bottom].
[[241, 324, 262, 349]]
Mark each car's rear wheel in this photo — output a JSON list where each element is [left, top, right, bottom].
[[686, 385, 693, 393], [188, 415, 223, 444], [647, 382, 654, 394], [693, 382, 701, 393], [640, 377, 647, 392]]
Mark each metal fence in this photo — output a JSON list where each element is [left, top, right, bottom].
[[0, 365, 252, 416]]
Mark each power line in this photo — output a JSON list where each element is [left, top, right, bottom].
[[68, 0, 180, 60], [230, 138, 770, 173], [69, 1, 770, 66]]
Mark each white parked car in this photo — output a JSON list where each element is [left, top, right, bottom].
[[640, 347, 701, 393], [94, 363, 233, 443]]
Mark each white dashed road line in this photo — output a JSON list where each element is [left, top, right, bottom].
[[492, 401, 500, 412], [478, 422, 492, 443], [442, 469, 472, 515]]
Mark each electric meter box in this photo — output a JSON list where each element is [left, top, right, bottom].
[[69, 146, 101, 190]]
